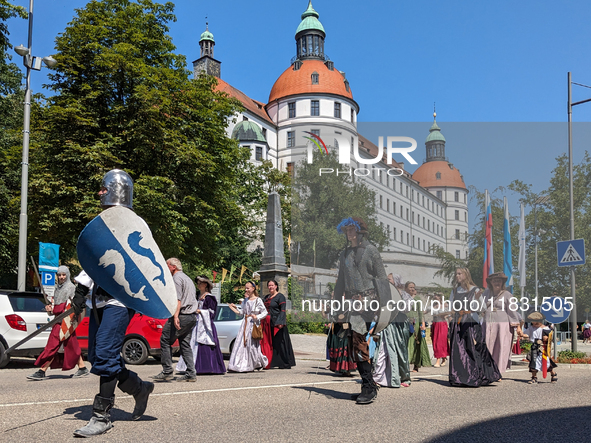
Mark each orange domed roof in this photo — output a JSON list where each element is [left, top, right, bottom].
[[268, 59, 353, 103], [412, 161, 466, 190]]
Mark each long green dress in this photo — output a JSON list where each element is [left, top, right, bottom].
[[408, 308, 432, 369]]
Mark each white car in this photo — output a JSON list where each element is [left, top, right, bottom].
[[213, 303, 242, 355], [0, 290, 52, 368]]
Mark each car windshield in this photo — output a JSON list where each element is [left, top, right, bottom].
[[7, 293, 47, 312], [214, 305, 241, 322]]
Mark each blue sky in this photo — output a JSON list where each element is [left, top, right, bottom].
[[6, 0, 591, 230]]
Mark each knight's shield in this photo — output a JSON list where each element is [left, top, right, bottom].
[[77, 206, 177, 319], [373, 278, 402, 334]]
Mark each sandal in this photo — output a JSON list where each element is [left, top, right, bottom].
[[528, 377, 538, 384], [551, 373, 557, 383], [441, 359, 447, 367]]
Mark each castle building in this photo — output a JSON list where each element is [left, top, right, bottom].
[[191, 2, 469, 287]]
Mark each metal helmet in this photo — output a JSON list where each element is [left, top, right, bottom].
[[100, 169, 133, 209]]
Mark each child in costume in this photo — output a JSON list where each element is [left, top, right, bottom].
[[526, 311, 557, 384]]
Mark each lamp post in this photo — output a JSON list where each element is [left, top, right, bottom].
[[15, 0, 56, 291], [567, 72, 591, 352], [533, 195, 549, 305]]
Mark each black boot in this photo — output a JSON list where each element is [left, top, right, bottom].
[[356, 360, 378, 405], [118, 371, 154, 420], [73, 395, 114, 437]]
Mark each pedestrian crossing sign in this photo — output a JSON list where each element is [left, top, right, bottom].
[[556, 239, 585, 267]]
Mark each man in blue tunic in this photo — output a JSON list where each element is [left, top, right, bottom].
[[71, 169, 154, 437]]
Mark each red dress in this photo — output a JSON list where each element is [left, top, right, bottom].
[[261, 299, 274, 368], [431, 320, 450, 359], [34, 302, 81, 371]]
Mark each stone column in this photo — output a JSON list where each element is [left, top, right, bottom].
[[258, 191, 289, 298]]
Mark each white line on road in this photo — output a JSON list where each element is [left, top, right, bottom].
[[0, 379, 359, 409]]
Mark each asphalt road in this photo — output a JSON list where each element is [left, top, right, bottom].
[[1, 355, 590, 442]]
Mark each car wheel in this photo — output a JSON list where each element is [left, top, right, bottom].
[[122, 338, 148, 365], [0, 341, 9, 369]]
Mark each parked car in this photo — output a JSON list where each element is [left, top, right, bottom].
[[214, 303, 242, 355], [77, 310, 179, 365], [0, 290, 53, 369]]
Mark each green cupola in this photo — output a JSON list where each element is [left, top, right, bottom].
[[294, 1, 326, 61], [425, 112, 447, 162]]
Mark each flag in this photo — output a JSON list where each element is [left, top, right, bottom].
[[288, 233, 292, 249], [221, 268, 228, 285], [503, 196, 513, 292], [228, 264, 235, 283], [39, 242, 60, 272], [212, 270, 217, 282], [517, 202, 526, 289], [483, 190, 494, 288], [239, 265, 247, 283]]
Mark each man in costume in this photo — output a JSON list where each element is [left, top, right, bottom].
[[153, 257, 198, 381], [333, 217, 387, 404], [27, 265, 89, 380], [71, 169, 154, 437]]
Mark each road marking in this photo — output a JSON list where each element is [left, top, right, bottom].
[[0, 379, 359, 408]]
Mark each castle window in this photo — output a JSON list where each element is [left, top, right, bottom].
[[334, 102, 341, 118], [288, 102, 296, 118], [436, 191, 442, 200], [456, 250, 460, 259], [311, 129, 320, 137], [455, 210, 460, 220], [255, 146, 263, 161], [287, 131, 295, 147], [243, 116, 248, 121], [311, 100, 319, 116], [311, 72, 319, 84], [344, 80, 350, 92], [262, 128, 267, 140], [351, 108, 354, 122], [436, 172, 441, 179], [454, 191, 459, 202], [286, 162, 294, 177], [455, 229, 460, 240]]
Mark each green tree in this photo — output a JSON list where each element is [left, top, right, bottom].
[[291, 149, 388, 269], [25, 0, 251, 270], [0, 0, 26, 287]]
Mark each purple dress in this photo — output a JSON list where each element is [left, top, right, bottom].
[[177, 294, 226, 374]]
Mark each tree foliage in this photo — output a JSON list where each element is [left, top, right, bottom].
[[291, 149, 388, 269], [0, 0, 26, 287], [23, 0, 251, 269]]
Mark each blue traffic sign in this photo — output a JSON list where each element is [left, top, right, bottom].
[[556, 239, 585, 267], [41, 271, 55, 286], [540, 296, 572, 324]]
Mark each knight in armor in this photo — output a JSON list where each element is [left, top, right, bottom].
[[333, 217, 387, 404], [71, 169, 154, 437]]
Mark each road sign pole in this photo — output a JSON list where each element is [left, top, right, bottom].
[[567, 73, 577, 352]]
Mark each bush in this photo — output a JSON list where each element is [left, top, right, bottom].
[[286, 311, 327, 335]]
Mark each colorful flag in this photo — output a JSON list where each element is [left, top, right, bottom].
[[221, 268, 228, 285], [483, 190, 494, 288], [503, 197, 513, 292], [212, 270, 218, 282], [517, 202, 526, 289], [228, 264, 235, 283], [239, 265, 247, 283], [288, 233, 291, 249]]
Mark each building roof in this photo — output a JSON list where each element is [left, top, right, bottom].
[[215, 78, 275, 126], [411, 160, 466, 189], [268, 59, 354, 103], [357, 134, 411, 177], [231, 120, 267, 143]]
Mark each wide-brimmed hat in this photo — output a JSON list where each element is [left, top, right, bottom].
[[486, 272, 508, 287], [526, 311, 546, 323], [195, 275, 213, 292]]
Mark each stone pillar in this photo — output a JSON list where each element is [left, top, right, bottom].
[[258, 191, 289, 298]]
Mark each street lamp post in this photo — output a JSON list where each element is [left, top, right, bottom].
[[533, 195, 549, 305], [567, 72, 591, 352], [15, 0, 56, 291]]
